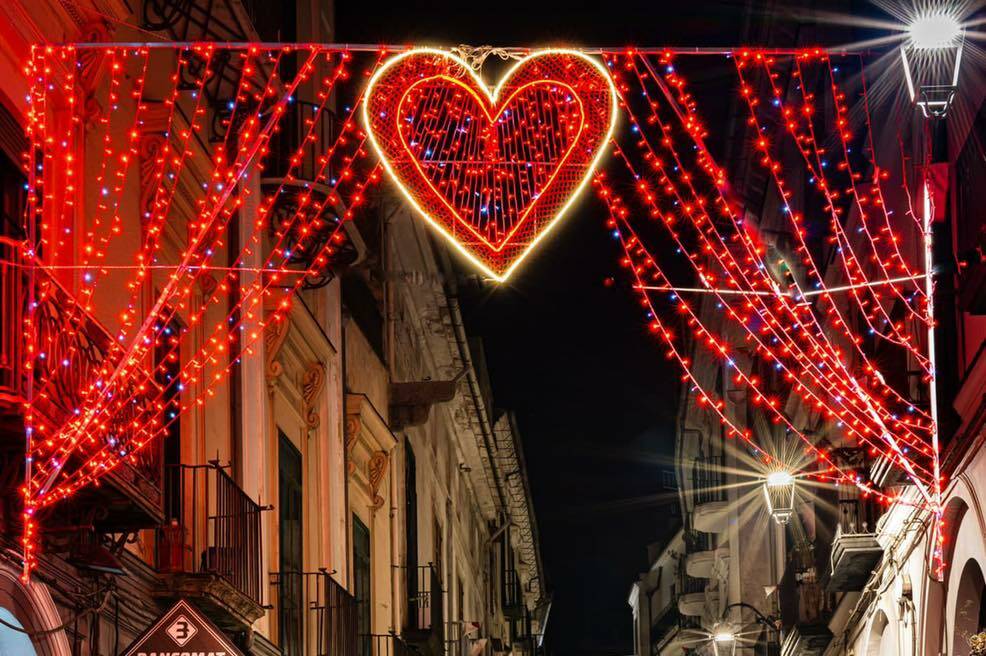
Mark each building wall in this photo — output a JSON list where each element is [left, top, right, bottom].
[[0, 5, 548, 656]]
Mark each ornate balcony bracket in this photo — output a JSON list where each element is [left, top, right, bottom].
[[389, 376, 463, 431]]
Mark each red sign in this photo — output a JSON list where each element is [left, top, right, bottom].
[[121, 599, 244, 656]]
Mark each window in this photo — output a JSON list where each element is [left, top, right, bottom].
[[661, 470, 676, 490], [0, 608, 37, 656], [278, 433, 303, 655], [434, 518, 444, 582], [342, 272, 385, 360], [458, 575, 465, 621], [0, 103, 27, 239], [157, 320, 182, 522], [406, 440, 419, 598], [353, 514, 372, 656], [488, 544, 497, 614]]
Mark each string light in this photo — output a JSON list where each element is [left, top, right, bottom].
[[602, 49, 939, 506], [15, 43, 941, 581], [18, 45, 375, 578]]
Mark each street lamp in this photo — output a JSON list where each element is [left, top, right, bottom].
[[711, 624, 737, 656], [712, 602, 780, 655], [900, 10, 963, 117], [763, 470, 796, 525]]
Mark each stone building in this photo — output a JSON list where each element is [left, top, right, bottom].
[[628, 2, 986, 656], [0, 1, 547, 654]]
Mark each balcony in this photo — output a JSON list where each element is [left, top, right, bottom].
[[677, 575, 713, 618], [686, 547, 729, 580], [503, 567, 525, 619], [445, 622, 492, 656], [828, 499, 883, 592], [269, 570, 358, 656], [155, 462, 266, 631], [780, 624, 832, 656], [261, 101, 359, 287], [402, 564, 445, 656], [0, 237, 164, 530], [650, 599, 686, 649]]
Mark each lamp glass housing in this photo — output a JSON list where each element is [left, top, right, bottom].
[[901, 12, 964, 118], [763, 471, 796, 525], [712, 627, 737, 656]]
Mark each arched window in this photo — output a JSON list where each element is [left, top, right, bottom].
[[0, 606, 39, 656], [866, 610, 892, 656], [953, 559, 986, 656]]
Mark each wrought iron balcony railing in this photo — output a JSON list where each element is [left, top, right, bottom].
[[269, 569, 358, 656], [836, 498, 878, 535], [0, 237, 164, 527], [502, 567, 524, 616], [445, 621, 492, 656], [0, 237, 23, 406], [362, 633, 410, 656], [401, 564, 445, 655], [156, 461, 266, 624], [261, 101, 358, 287], [691, 455, 726, 505]]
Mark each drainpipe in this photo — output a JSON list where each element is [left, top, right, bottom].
[[443, 284, 509, 520]]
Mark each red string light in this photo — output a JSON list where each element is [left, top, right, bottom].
[[16, 43, 941, 581]]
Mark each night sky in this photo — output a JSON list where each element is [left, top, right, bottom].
[[334, 2, 789, 653]]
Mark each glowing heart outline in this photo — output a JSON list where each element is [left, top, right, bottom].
[[363, 48, 618, 282]]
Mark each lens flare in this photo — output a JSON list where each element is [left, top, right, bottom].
[[908, 12, 962, 49]]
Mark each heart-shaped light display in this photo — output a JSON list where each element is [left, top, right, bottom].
[[364, 48, 617, 281]]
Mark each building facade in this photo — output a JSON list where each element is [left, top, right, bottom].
[[0, 1, 547, 655]]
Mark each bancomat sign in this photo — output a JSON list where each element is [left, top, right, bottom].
[[121, 599, 244, 656]]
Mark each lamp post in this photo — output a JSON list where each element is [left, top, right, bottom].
[[900, 7, 964, 580], [762, 470, 796, 525]]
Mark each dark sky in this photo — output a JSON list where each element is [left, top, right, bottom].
[[334, 2, 762, 653]]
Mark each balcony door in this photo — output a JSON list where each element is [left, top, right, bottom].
[[405, 441, 419, 598], [278, 432, 303, 655], [353, 514, 372, 656]]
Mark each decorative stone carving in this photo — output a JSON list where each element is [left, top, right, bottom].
[[345, 415, 361, 453], [76, 20, 110, 128], [367, 451, 388, 509], [264, 315, 290, 384], [301, 362, 325, 431], [196, 273, 218, 296], [138, 102, 172, 230]]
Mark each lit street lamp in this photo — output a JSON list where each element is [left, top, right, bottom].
[[763, 470, 796, 525], [900, 11, 963, 117], [711, 625, 737, 656], [709, 603, 780, 655]]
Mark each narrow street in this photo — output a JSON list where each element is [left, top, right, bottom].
[[0, 2, 982, 655]]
